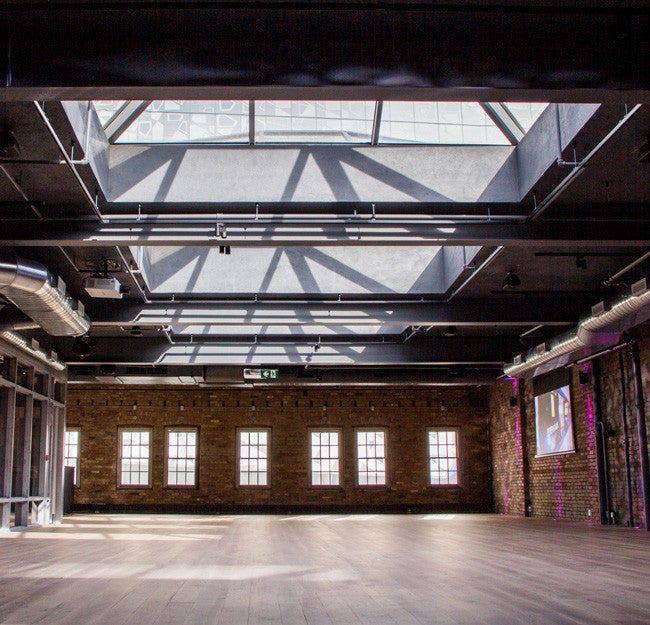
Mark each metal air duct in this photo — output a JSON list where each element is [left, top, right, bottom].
[[0, 257, 89, 336], [504, 278, 650, 378]]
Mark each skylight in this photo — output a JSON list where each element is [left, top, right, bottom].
[[502, 103, 548, 132], [379, 102, 510, 145], [255, 101, 375, 143], [93, 100, 126, 126], [117, 100, 249, 143], [98, 100, 551, 146]]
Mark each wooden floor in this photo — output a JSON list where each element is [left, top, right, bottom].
[[1, 514, 649, 625]]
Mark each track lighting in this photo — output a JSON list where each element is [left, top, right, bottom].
[[129, 326, 143, 337], [219, 245, 231, 255], [502, 270, 521, 289], [444, 325, 459, 337]]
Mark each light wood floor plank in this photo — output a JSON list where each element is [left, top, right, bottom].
[[1, 514, 650, 625]]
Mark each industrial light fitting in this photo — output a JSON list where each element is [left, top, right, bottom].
[[71, 334, 96, 358], [502, 270, 521, 289], [444, 325, 459, 337]]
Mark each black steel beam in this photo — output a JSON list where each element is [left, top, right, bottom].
[[1, 219, 647, 247], [2, 5, 649, 101], [56, 335, 521, 365], [86, 299, 586, 327]]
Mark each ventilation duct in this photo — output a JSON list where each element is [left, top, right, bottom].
[[0, 257, 89, 336], [504, 278, 650, 378]]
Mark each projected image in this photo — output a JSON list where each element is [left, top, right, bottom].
[[534, 385, 575, 457]]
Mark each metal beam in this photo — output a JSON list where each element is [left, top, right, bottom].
[[104, 101, 152, 143], [1, 219, 648, 247], [3, 6, 649, 101], [86, 299, 585, 328], [481, 103, 524, 144], [58, 336, 520, 366]]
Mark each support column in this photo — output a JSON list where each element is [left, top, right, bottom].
[[15, 370, 34, 527], [0, 360, 17, 530], [34, 378, 52, 525], [629, 341, 650, 531], [52, 405, 66, 523], [1, 390, 16, 530], [592, 359, 610, 524]]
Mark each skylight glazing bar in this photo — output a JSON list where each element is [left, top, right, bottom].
[[248, 99, 255, 145], [105, 101, 152, 143], [480, 103, 523, 145], [371, 100, 383, 145]]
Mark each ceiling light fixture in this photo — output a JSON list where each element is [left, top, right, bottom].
[[71, 334, 96, 358], [444, 325, 459, 337], [219, 245, 231, 255], [502, 270, 521, 289]]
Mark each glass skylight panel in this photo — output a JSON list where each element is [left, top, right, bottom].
[[255, 101, 375, 143], [503, 103, 548, 132], [117, 100, 249, 143], [93, 101, 126, 126], [379, 102, 510, 145]]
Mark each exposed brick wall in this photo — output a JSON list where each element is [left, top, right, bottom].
[[596, 344, 648, 527], [489, 378, 526, 515], [524, 366, 600, 522], [66, 385, 492, 513], [490, 337, 650, 526]]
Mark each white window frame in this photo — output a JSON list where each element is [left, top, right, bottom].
[[356, 428, 388, 486], [309, 429, 341, 487], [427, 428, 460, 486], [165, 427, 199, 488], [118, 427, 152, 488], [237, 428, 270, 487], [64, 427, 81, 486]]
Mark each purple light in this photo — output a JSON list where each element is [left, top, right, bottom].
[[554, 456, 563, 517]]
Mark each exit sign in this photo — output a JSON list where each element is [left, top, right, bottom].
[[243, 368, 279, 380]]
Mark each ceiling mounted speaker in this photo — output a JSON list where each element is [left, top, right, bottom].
[[502, 270, 521, 289]]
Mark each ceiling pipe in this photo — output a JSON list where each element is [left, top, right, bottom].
[[605, 250, 650, 285], [504, 278, 650, 377], [0, 256, 90, 336]]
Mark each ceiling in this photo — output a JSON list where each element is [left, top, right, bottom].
[[0, 1, 648, 385]]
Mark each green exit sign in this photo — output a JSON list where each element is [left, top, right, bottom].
[[243, 368, 279, 380]]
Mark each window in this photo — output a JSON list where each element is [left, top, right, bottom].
[[119, 428, 151, 487], [428, 430, 459, 485], [356, 429, 387, 486], [238, 429, 269, 486], [310, 430, 340, 486], [255, 100, 375, 143], [379, 101, 510, 145], [64, 428, 80, 486], [165, 428, 198, 487]]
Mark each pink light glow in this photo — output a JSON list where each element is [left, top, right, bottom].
[[553, 456, 563, 517]]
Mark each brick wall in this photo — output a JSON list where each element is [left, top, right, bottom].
[[490, 337, 650, 526], [489, 378, 526, 515], [66, 385, 492, 513]]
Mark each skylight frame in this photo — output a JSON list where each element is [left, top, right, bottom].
[[97, 99, 545, 147]]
